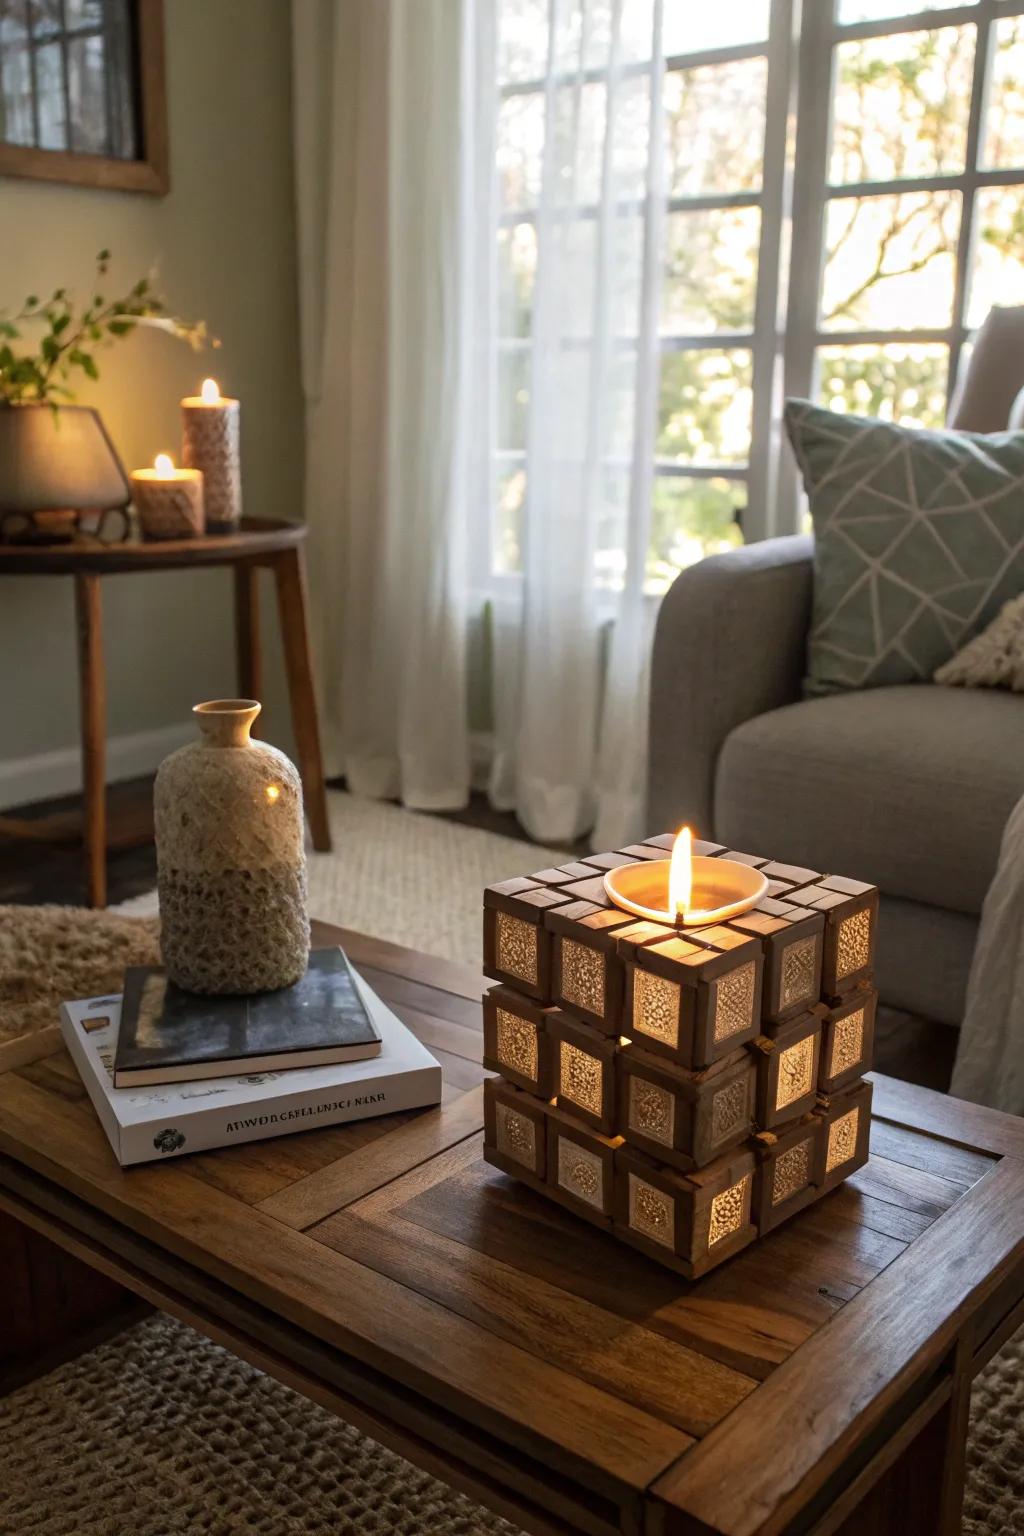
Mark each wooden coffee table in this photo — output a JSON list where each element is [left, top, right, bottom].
[[1, 922, 1023, 1536]]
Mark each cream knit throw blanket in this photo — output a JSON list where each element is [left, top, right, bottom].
[[951, 792, 1024, 1113]]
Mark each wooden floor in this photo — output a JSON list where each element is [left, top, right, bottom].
[[0, 776, 959, 1093]]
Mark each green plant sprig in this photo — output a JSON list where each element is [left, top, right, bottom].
[[0, 250, 214, 406]]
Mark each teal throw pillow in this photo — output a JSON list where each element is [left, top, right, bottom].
[[785, 399, 1024, 694]]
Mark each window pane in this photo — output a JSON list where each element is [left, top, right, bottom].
[[664, 2, 769, 56], [820, 191, 960, 331], [648, 477, 745, 595], [66, 0, 105, 29], [498, 222, 537, 339], [68, 32, 107, 154], [26, 1, 63, 37], [497, 91, 544, 213], [498, 347, 530, 453], [966, 187, 1024, 328], [34, 42, 66, 151], [838, 0, 974, 22], [664, 59, 767, 196], [662, 207, 760, 335], [657, 349, 753, 465], [830, 28, 974, 185], [982, 17, 1024, 171], [816, 342, 948, 427], [495, 463, 526, 576], [498, 0, 549, 83], [0, 12, 34, 147]]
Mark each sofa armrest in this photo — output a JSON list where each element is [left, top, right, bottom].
[[647, 534, 814, 835]]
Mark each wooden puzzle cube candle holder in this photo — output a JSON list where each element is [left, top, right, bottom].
[[482, 834, 879, 1281]]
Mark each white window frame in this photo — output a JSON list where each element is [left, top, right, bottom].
[[778, 0, 1024, 529]]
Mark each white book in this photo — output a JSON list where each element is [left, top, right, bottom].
[[60, 967, 442, 1167]]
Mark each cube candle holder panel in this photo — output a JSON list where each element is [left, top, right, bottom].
[[482, 985, 556, 1099], [780, 875, 879, 1001], [548, 1012, 618, 1134], [753, 1116, 823, 1234], [545, 1105, 619, 1226], [483, 878, 571, 1001], [814, 1078, 873, 1193], [728, 903, 825, 1026], [818, 985, 877, 1095], [613, 1142, 757, 1279], [617, 1044, 755, 1172], [483, 1077, 549, 1184], [755, 1012, 822, 1129], [621, 928, 763, 1071], [545, 901, 637, 1034]]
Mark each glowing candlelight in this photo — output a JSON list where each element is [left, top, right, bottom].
[[668, 826, 692, 919], [200, 377, 221, 405], [603, 827, 768, 927]]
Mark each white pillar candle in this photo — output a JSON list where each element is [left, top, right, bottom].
[[131, 453, 204, 540], [181, 378, 242, 530]]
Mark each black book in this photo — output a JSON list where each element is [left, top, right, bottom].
[[113, 947, 382, 1088]]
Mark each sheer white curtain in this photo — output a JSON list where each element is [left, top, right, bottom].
[[293, 0, 665, 846], [491, 0, 669, 847], [488, 0, 666, 848], [292, 0, 491, 810]]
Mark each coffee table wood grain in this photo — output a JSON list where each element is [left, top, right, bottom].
[[1, 921, 1022, 1536]]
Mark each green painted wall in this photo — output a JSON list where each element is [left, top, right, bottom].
[[0, 0, 302, 802]]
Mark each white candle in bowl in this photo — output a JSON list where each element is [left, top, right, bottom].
[[131, 453, 204, 540], [181, 378, 241, 530]]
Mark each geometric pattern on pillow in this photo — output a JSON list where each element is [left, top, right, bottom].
[[935, 592, 1024, 692], [784, 399, 1024, 694]]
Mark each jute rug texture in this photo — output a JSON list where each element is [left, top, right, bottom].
[[0, 791, 1020, 1533]]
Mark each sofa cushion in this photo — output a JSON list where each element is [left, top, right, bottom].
[[784, 398, 1024, 695], [715, 685, 1024, 916]]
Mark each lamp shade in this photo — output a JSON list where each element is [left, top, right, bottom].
[[0, 404, 130, 513]]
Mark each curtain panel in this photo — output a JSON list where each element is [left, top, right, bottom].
[[293, 0, 670, 845]]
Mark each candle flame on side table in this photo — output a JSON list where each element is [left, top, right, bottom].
[[605, 826, 768, 926], [130, 452, 204, 540], [181, 376, 242, 530]]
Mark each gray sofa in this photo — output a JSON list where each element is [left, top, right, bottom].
[[647, 534, 1024, 1025]]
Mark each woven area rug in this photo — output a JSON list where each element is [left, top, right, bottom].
[[2, 791, 1022, 1534]]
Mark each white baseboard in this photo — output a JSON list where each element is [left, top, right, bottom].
[[0, 721, 193, 812]]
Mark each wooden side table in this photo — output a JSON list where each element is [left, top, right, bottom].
[[0, 519, 332, 907]]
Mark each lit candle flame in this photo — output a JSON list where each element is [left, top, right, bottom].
[[200, 377, 221, 405], [154, 452, 174, 475], [668, 826, 692, 920]]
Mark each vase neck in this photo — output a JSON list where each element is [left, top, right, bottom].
[[193, 699, 260, 748]]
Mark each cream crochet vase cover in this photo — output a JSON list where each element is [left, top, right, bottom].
[[155, 700, 309, 994], [934, 593, 1024, 693]]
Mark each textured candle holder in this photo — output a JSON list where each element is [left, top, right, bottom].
[[131, 468, 204, 539], [181, 396, 242, 529], [482, 832, 878, 1281], [155, 699, 309, 994]]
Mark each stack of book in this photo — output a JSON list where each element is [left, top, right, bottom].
[[60, 947, 443, 1166]]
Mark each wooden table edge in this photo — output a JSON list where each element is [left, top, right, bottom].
[[648, 1152, 1024, 1536], [0, 1164, 630, 1536]]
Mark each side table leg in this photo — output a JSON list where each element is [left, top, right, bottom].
[[74, 573, 107, 908], [234, 562, 263, 735], [273, 547, 332, 851]]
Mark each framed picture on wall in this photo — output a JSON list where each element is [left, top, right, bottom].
[[0, 0, 167, 194]]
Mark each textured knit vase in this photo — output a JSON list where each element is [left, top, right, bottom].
[[155, 700, 309, 994]]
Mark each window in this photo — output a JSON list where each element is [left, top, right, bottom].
[[786, 0, 1024, 458], [493, 0, 787, 595], [489, 0, 1024, 591], [0, 0, 167, 193]]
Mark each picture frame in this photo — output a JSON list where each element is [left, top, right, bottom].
[[0, 0, 168, 195]]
